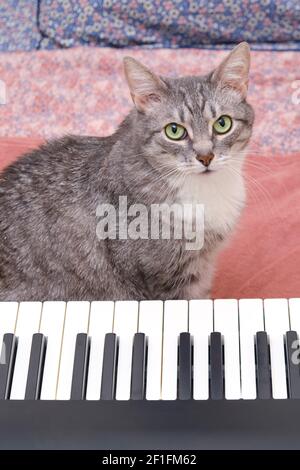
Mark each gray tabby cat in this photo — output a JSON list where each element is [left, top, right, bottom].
[[0, 42, 254, 301]]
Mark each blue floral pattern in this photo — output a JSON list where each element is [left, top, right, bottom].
[[39, 0, 300, 50], [0, 1, 42, 52], [0, 0, 300, 52]]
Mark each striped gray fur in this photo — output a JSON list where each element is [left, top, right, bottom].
[[0, 43, 254, 301]]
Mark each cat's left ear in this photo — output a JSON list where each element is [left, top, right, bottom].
[[211, 42, 250, 98], [123, 57, 167, 112]]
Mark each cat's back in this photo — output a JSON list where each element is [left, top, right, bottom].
[[0, 134, 115, 212], [0, 134, 115, 300], [0, 134, 114, 239], [0, 134, 111, 188]]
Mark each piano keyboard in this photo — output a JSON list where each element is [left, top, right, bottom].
[[1, 298, 300, 402]]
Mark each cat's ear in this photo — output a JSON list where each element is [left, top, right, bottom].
[[211, 42, 250, 98], [123, 57, 167, 112]]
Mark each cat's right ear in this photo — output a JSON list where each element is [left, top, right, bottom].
[[123, 57, 167, 112]]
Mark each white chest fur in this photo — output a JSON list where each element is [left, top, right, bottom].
[[176, 168, 246, 237]]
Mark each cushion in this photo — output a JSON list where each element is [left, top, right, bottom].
[[39, 0, 300, 49], [0, 47, 299, 159], [0, 1, 42, 52]]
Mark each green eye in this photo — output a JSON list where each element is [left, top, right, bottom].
[[213, 115, 232, 134], [165, 123, 187, 140]]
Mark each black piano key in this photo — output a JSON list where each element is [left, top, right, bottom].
[[255, 331, 272, 399], [209, 332, 223, 400], [285, 330, 300, 399], [101, 333, 118, 400], [130, 333, 147, 400], [70, 333, 90, 400], [0, 334, 17, 400], [178, 332, 192, 400], [25, 334, 47, 400]]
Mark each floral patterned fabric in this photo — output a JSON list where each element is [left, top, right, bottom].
[[0, 47, 299, 157], [39, 0, 300, 50], [1, 0, 300, 52], [0, 1, 42, 52]]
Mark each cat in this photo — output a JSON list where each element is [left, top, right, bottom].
[[0, 42, 254, 301]]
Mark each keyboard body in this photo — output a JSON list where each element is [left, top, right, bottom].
[[1, 298, 300, 449], [1, 399, 300, 449]]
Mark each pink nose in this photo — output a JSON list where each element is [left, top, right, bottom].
[[196, 153, 214, 167]]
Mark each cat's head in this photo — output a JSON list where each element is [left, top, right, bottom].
[[123, 43, 254, 178]]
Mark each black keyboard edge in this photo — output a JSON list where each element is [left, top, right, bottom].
[[1, 400, 300, 450]]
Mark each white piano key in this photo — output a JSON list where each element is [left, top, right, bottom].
[[114, 301, 139, 400], [239, 299, 264, 399], [138, 300, 163, 400], [39, 302, 66, 400], [264, 298, 290, 399], [10, 302, 42, 399], [189, 300, 213, 400], [161, 300, 188, 400], [214, 299, 240, 399], [86, 301, 114, 400], [0, 302, 18, 348], [56, 301, 90, 400]]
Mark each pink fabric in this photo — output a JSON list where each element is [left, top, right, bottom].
[[0, 138, 43, 169], [212, 153, 300, 299], [1, 138, 299, 299], [0, 47, 299, 157]]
